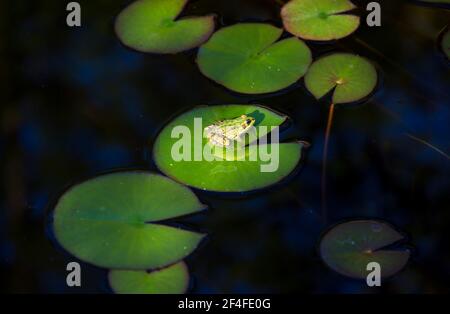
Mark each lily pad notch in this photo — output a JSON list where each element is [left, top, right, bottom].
[[115, 0, 215, 54], [319, 220, 410, 279], [304, 53, 378, 222], [305, 53, 378, 105], [197, 23, 312, 94], [52, 171, 207, 270], [281, 0, 360, 41]]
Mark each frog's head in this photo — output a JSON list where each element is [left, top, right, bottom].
[[240, 115, 255, 131]]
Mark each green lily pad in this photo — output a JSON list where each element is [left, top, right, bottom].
[[115, 0, 215, 54], [319, 220, 410, 279], [440, 26, 450, 60], [304, 53, 378, 104], [52, 171, 206, 269], [196, 23, 312, 94], [109, 262, 189, 294], [153, 105, 306, 192], [281, 0, 360, 41]]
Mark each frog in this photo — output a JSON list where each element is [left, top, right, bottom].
[[204, 115, 256, 148]]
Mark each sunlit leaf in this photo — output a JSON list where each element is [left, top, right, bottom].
[[281, 0, 360, 41], [304, 53, 378, 104], [197, 23, 312, 94], [53, 171, 206, 269], [115, 0, 215, 54], [153, 105, 306, 192]]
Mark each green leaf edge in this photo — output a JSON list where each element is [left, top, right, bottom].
[[108, 261, 190, 294]]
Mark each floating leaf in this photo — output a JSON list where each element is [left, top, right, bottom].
[[197, 23, 312, 94], [109, 262, 189, 294], [319, 220, 410, 279], [115, 0, 215, 54], [153, 105, 306, 192], [304, 53, 377, 104], [52, 171, 206, 269], [281, 0, 360, 41], [440, 26, 450, 60]]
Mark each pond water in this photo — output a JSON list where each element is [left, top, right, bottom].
[[1, 0, 449, 293]]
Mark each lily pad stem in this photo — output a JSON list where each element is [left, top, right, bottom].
[[322, 103, 335, 225]]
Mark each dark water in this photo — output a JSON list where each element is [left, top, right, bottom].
[[1, 0, 449, 293]]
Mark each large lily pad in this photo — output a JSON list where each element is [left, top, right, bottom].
[[196, 23, 312, 94], [109, 262, 189, 294], [52, 171, 206, 269], [153, 105, 306, 192], [115, 0, 215, 54], [440, 26, 450, 60], [281, 0, 360, 41], [304, 53, 378, 104], [319, 220, 410, 279]]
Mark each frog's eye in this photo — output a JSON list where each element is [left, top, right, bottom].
[[246, 119, 253, 125]]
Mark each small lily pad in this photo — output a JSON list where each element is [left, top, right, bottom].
[[440, 26, 450, 60], [281, 0, 360, 41], [153, 105, 306, 192], [197, 23, 312, 94], [53, 171, 206, 269], [115, 0, 215, 54], [109, 262, 189, 294], [304, 53, 378, 104], [319, 220, 410, 279]]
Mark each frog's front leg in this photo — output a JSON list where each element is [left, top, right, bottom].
[[235, 135, 245, 146]]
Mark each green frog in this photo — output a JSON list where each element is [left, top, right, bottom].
[[204, 115, 256, 148]]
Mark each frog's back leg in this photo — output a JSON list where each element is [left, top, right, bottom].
[[204, 125, 214, 138]]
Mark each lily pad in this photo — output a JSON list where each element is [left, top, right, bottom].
[[153, 105, 306, 192], [115, 0, 215, 54], [281, 0, 360, 41], [109, 262, 189, 294], [196, 23, 312, 94], [319, 220, 410, 279], [440, 26, 450, 60], [52, 171, 206, 269], [304, 53, 378, 104]]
